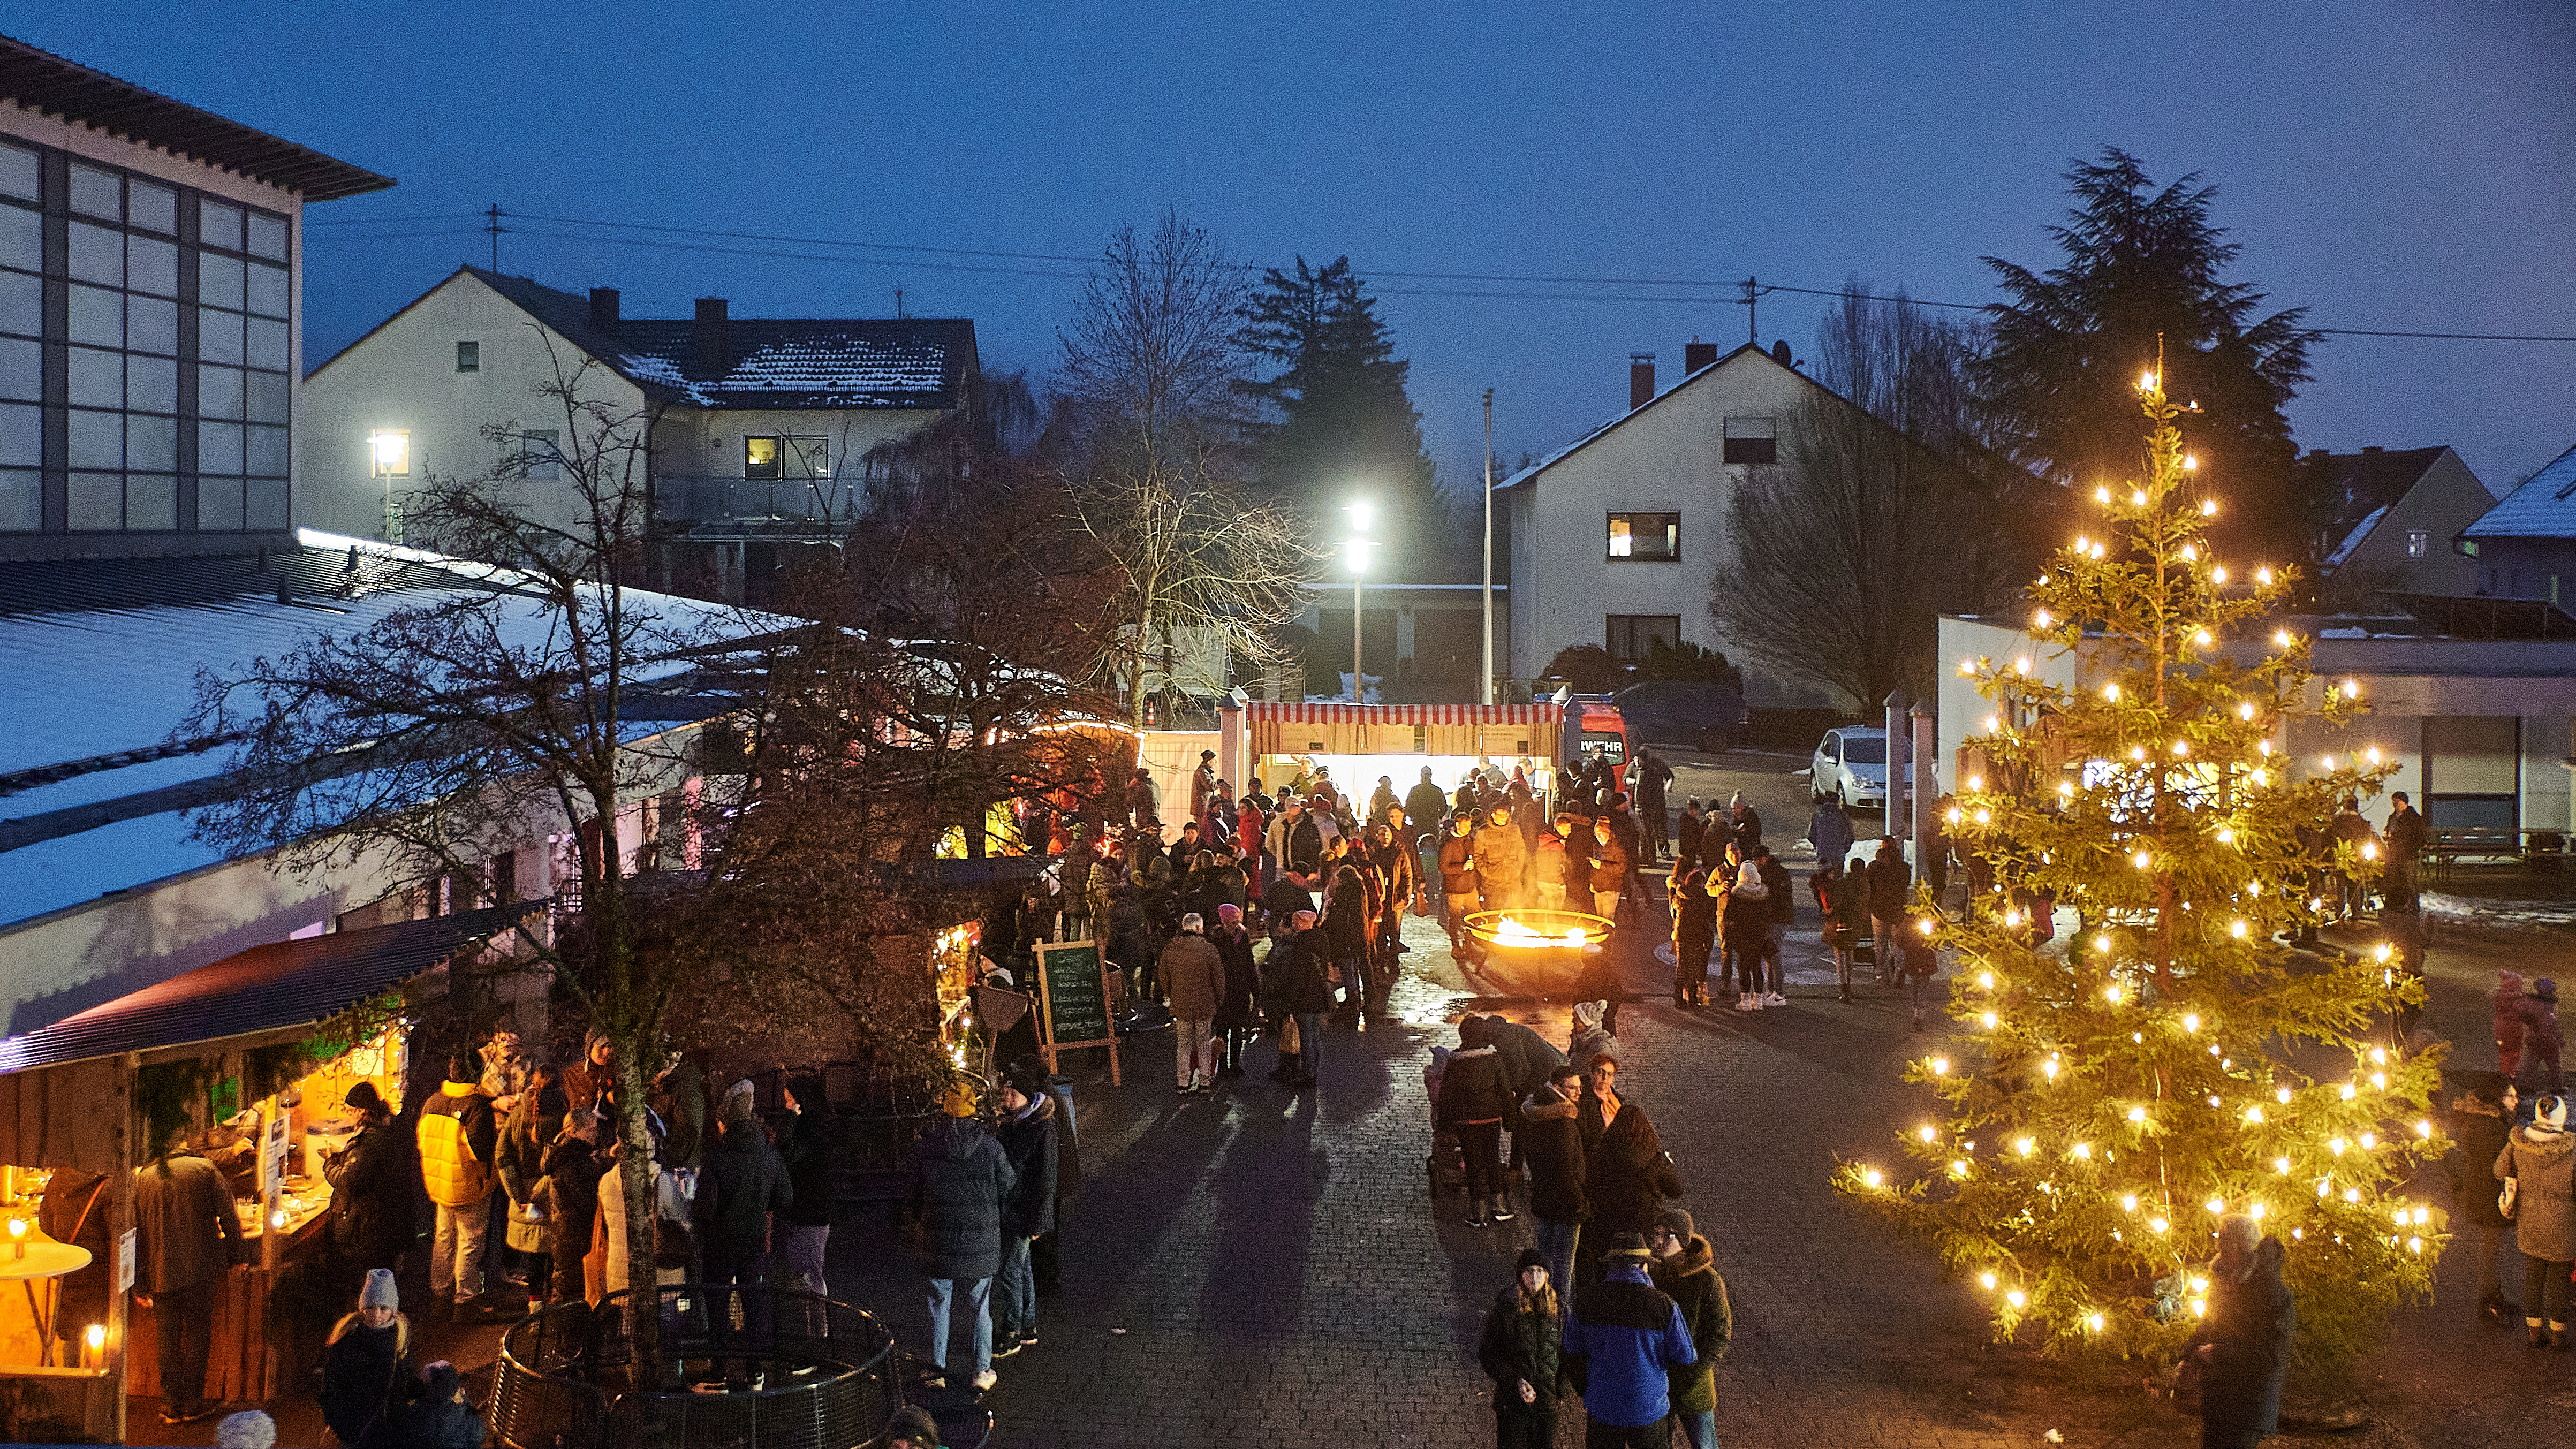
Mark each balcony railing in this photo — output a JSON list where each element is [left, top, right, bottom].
[[653, 475, 861, 529]]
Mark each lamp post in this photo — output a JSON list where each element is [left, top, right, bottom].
[[1344, 499, 1374, 702], [1481, 389, 1495, 705], [369, 429, 410, 543]]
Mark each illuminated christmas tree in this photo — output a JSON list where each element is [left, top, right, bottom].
[[1834, 370, 2443, 1376]]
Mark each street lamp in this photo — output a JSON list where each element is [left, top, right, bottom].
[[1344, 498, 1374, 701], [370, 429, 410, 543]]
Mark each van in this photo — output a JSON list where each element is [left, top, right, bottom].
[[1613, 679, 1750, 755]]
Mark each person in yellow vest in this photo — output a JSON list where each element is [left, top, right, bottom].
[[416, 1051, 506, 1323]]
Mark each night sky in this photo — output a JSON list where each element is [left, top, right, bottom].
[[20, 2, 2573, 543]]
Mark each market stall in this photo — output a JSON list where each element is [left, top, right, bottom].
[[1221, 700, 1566, 811], [0, 903, 531, 1442]]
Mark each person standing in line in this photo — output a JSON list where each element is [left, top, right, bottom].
[[1439, 1018, 1518, 1228], [2182, 1213, 2295, 1449], [695, 1091, 793, 1368], [322, 1082, 414, 1308], [1479, 1248, 1570, 1449], [1808, 796, 1854, 877], [316, 1269, 411, 1449], [2445, 1074, 2520, 1324], [135, 1125, 249, 1424], [1405, 768, 1451, 843], [991, 1068, 1059, 1361], [1812, 857, 1866, 1004], [775, 1075, 836, 1298], [415, 1051, 505, 1323], [536, 1108, 604, 1309], [1439, 813, 1480, 958], [1748, 844, 1794, 1008], [1518, 1065, 1589, 1303], [1210, 903, 1262, 1078], [908, 1083, 1016, 1392], [1648, 1209, 1732, 1449], [2494, 1094, 2576, 1349], [1670, 868, 1717, 1009], [1562, 1233, 1695, 1448], [1630, 748, 1673, 862], [1273, 908, 1334, 1089], [1865, 839, 1912, 988], [1161, 913, 1226, 1094], [2383, 790, 2429, 912]]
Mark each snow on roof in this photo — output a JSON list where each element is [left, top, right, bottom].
[[2462, 443, 2576, 540], [2323, 504, 2391, 570]]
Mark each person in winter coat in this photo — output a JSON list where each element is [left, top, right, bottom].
[[325, 1082, 416, 1305], [1649, 1209, 1732, 1449], [1563, 1233, 1696, 1447], [2446, 1073, 2520, 1322], [598, 1124, 690, 1298], [1529, 823, 1571, 913], [1479, 1248, 1570, 1449], [992, 1067, 1059, 1359], [1865, 840, 1912, 986], [1579, 1056, 1683, 1287], [2183, 1214, 2294, 1448], [1812, 859, 1869, 1003], [1405, 769, 1451, 841], [1439, 813, 1480, 956], [406, 1361, 487, 1449], [1671, 868, 1719, 1008], [1721, 845, 1773, 1011], [775, 1075, 836, 1296], [908, 1083, 1017, 1390], [1519, 1066, 1589, 1301], [1569, 999, 1619, 1074], [494, 1063, 565, 1316], [319, 1269, 412, 1449], [695, 1094, 794, 1351], [2495, 1093, 2576, 1347], [2496, 970, 2532, 1081], [415, 1052, 503, 1322], [1808, 800, 1855, 875], [1321, 864, 1378, 1014], [1588, 818, 1630, 923], [1440, 1018, 1519, 1228], [1475, 806, 1529, 913], [535, 1110, 604, 1308], [2521, 978, 2564, 1095], [1161, 914, 1228, 1093], [1674, 800, 1707, 876], [1630, 748, 1675, 861], [1210, 903, 1262, 1077]]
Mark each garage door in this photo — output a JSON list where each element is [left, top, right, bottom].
[[2422, 715, 2518, 831]]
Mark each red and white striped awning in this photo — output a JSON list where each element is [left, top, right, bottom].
[[1242, 702, 1564, 725]]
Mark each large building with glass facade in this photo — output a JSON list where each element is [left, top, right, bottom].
[[0, 35, 389, 560]]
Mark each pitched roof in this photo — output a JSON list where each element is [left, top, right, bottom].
[[0, 35, 392, 202], [1496, 342, 1843, 491], [2463, 443, 2576, 541], [459, 267, 974, 410]]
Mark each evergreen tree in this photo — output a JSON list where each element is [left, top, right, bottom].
[[1239, 258, 1457, 578], [1835, 376, 2443, 1380], [1977, 149, 2325, 573]]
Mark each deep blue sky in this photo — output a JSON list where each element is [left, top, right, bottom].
[[23, 1, 2574, 524]]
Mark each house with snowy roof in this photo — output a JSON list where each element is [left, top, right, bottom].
[[2459, 443, 2576, 606], [2301, 445, 2505, 603], [301, 266, 978, 604]]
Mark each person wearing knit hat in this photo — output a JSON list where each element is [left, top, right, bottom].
[[2498, 1094, 2576, 1347], [214, 1410, 276, 1449], [1650, 1209, 1732, 1448], [319, 1269, 410, 1448], [885, 1404, 945, 1449], [991, 1067, 1060, 1359], [695, 1075, 793, 1375], [410, 1359, 489, 1449], [1569, 999, 1619, 1074], [909, 1075, 1017, 1392], [2183, 1213, 2293, 1445], [1479, 1246, 1569, 1447], [1563, 1230, 1695, 1443]]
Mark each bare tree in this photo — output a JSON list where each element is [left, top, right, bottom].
[[1713, 285, 2028, 710], [1055, 211, 1319, 722]]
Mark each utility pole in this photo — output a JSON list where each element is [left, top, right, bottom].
[[1481, 388, 1496, 705], [485, 204, 507, 271], [1737, 276, 1761, 346]]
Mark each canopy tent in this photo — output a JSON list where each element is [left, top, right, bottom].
[[1239, 702, 1563, 758]]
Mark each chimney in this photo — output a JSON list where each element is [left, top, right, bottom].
[[1684, 337, 1718, 374], [588, 287, 620, 328], [1630, 354, 1656, 411], [693, 297, 730, 376]]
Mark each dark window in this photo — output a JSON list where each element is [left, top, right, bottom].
[[516, 428, 560, 480], [1723, 415, 1777, 466], [456, 340, 479, 372], [1606, 615, 1680, 664], [1608, 512, 1680, 561]]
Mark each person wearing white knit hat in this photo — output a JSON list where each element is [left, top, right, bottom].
[[2496, 1094, 2576, 1348]]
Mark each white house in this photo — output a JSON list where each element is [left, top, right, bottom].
[[2459, 442, 2576, 606], [1498, 341, 1859, 709], [2305, 444, 2505, 602], [301, 267, 978, 604]]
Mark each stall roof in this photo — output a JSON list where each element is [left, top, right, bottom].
[[1241, 702, 1564, 725], [0, 902, 533, 1073]]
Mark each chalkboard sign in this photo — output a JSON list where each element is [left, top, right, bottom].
[[1036, 940, 1122, 1084]]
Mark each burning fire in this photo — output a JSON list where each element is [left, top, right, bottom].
[[1489, 916, 1589, 949]]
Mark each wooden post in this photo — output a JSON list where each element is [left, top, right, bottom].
[[99, 1052, 135, 1447]]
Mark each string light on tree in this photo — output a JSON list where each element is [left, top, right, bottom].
[[1832, 365, 2444, 1373]]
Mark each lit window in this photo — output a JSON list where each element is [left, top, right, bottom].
[[1723, 415, 1777, 466], [370, 429, 410, 476], [1608, 512, 1680, 562], [456, 340, 479, 373], [2406, 530, 2427, 559], [745, 435, 828, 481]]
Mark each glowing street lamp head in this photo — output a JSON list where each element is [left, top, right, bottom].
[[1345, 499, 1374, 530], [369, 430, 410, 476], [1344, 541, 1371, 577]]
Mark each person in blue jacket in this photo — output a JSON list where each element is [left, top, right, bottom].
[[1562, 1232, 1696, 1447]]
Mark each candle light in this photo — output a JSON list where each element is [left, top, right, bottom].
[[83, 1323, 104, 1371], [7, 1216, 24, 1260]]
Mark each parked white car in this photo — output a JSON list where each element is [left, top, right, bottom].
[[1810, 726, 1893, 807]]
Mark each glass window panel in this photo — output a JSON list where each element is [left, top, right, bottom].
[[128, 354, 178, 414], [0, 337, 37, 401], [199, 253, 245, 311], [126, 413, 177, 473], [198, 475, 243, 532], [246, 424, 289, 477], [199, 309, 245, 365], [69, 348, 122, 408], [784, 436, 829, 480], [69, 285, 123, 347], [0, 208, 36, 271], [128, 181, 177, 235], [69, 408, 123, 468], [0, 146, 36, 203], [200, 199, 243, 253], [198, 363, 243, 419], [246, 213, 287, 261], [199, 420, 243, 475], [245, 369, 289, 423], [68, 164, 120, 221], [247, 262, 289, 318], [245, 475, 289, 530], [69, 222, 123, 286], [67, 472, 122, 530], [124, 473, 176, 530], [0, 401, 39, 465], [0, 269, 41, 337], [0, 468, 38, 532], [128, 295, 178, 355], [247, 317, 289, 371], [744, 436, 779, 480], [128, 235, 179, 298]]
